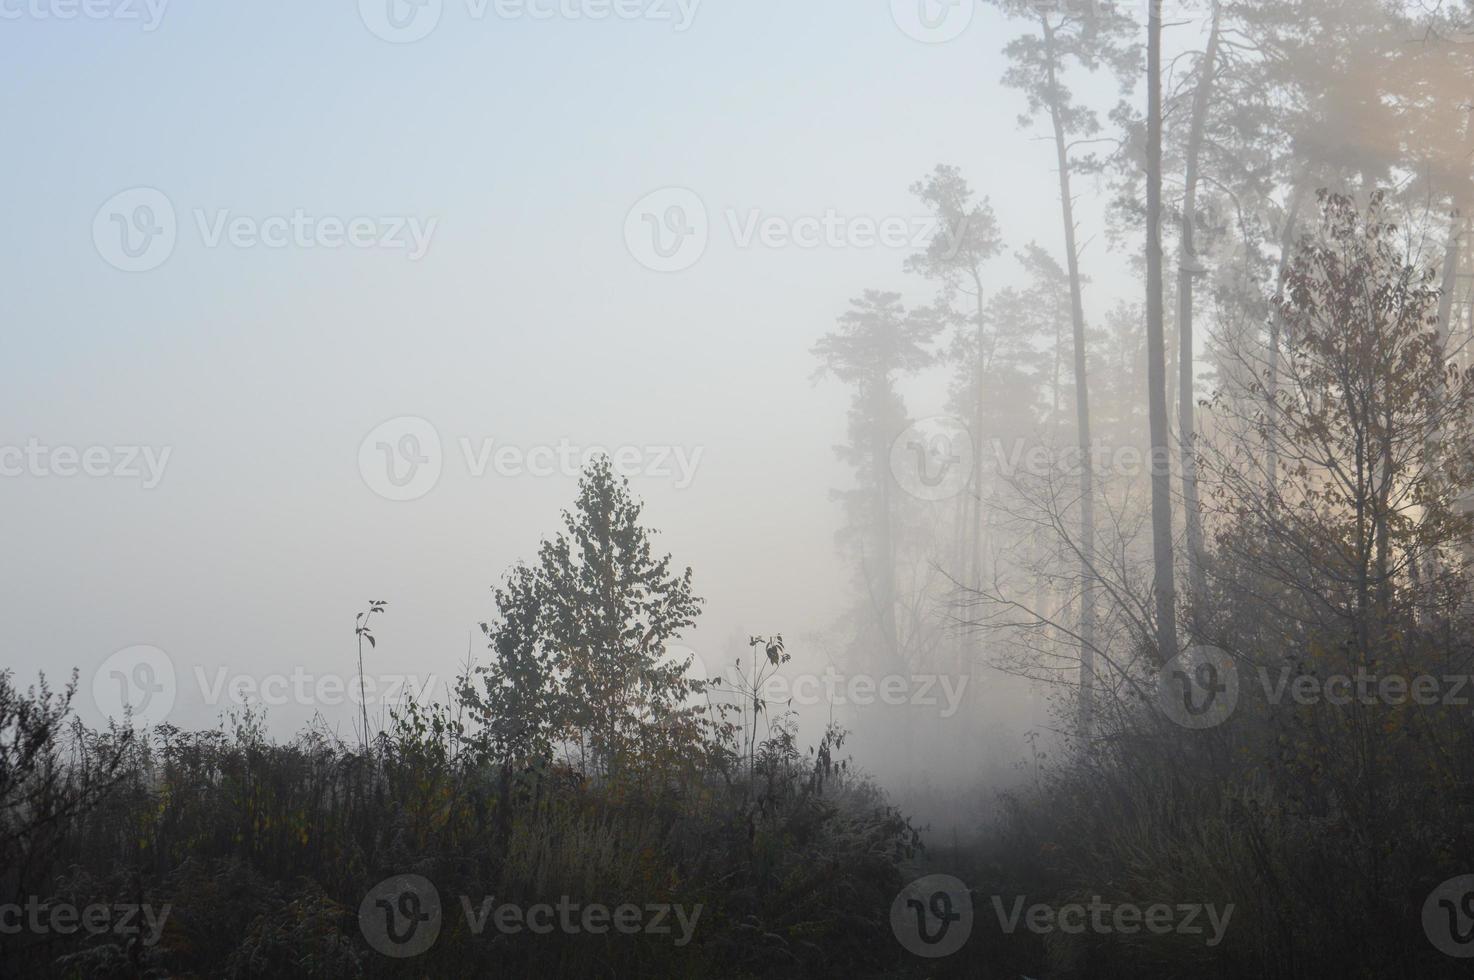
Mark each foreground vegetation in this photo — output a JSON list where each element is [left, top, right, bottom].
[[2, 462, 923, 978], [6, 385, 1474, 977]]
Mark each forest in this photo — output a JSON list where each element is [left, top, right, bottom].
[[5, 0, 1474, 976]]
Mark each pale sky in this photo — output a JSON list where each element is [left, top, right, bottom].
[[2, 0, 1147, 738]]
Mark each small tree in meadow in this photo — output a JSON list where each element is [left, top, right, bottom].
[[462, 456, 707, 780]]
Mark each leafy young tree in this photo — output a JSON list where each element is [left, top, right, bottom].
[[462, 456, 706, 779], [463, 564, 563, 767], [1116, 0, 1460, 629], [1209, 192, 1474, 649]]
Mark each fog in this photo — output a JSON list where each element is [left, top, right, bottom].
[[2, 1, 1141, 797], [4, 1, 1474, 975]]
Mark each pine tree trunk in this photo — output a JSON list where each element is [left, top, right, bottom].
[[872, 390, 898, 664], [1042, 14, 1097, 731], [971, 274, 987, 601], [1146, 0, 1179, 665], [1176, 4, 1220, 634]]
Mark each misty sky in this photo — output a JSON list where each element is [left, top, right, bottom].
[[2, 0, 1151, 736]]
